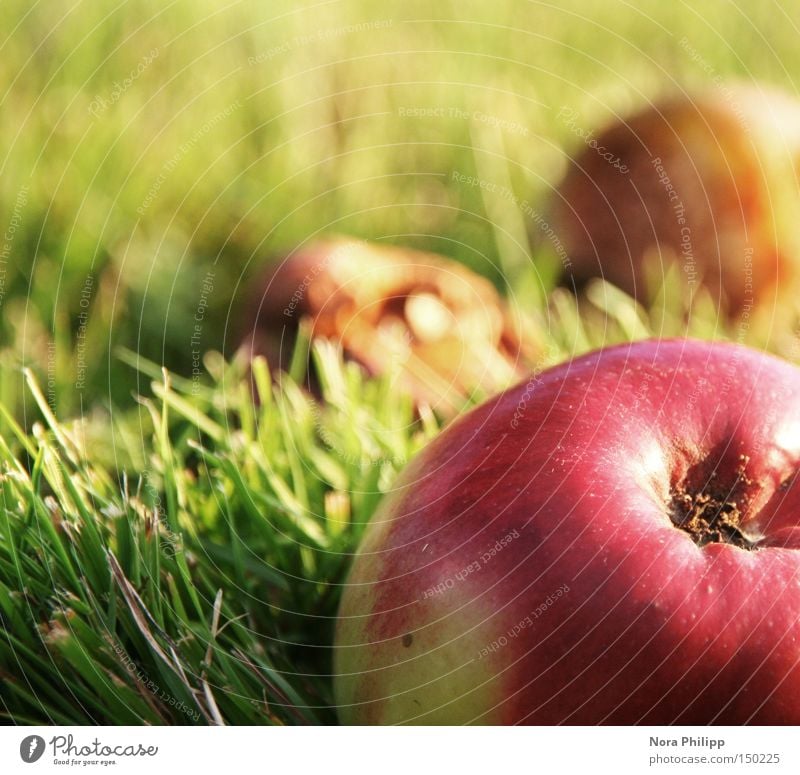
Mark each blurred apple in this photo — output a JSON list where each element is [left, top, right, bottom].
[[549, 87, 800, 314], [243, 238, 539, 416]]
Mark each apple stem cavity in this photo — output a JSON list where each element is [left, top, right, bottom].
[[668, 456, 761, 550], [669, 489, 758, 550]]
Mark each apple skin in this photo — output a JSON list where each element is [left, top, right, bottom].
[[550, 88, 800, 312], [334, 339, 800, 724]]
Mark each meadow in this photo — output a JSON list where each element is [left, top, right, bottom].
[[1, 0, 799, 724]]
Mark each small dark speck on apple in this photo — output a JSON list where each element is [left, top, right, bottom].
[[402, 633, 413, 647]]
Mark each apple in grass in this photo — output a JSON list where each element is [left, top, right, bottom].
[[334, 339, 800, 724], [243, 238, 538, 416], [549, 88, 800, 314]]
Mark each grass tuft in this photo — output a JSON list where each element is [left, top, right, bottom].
[[0, 341, 432, 725]]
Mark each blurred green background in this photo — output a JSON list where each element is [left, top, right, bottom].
[[2, 0, 800, 420]]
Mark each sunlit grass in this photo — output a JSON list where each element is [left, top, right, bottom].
[[4, 0, 800, 724], [0, 344, 433, 724]]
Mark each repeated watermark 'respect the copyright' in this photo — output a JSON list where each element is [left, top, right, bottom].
[[651, 156, 698, 287], [0, 185, 29, 312], [248, 20, 394, 64]]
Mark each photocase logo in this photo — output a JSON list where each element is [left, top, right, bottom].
[[19, 735, 45, 763]]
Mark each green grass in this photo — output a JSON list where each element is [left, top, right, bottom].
[[0, 343, 433, 724], [4, 0, 800, 724]]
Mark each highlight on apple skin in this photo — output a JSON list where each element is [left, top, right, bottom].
[[334, 339, 800, 724], [549, 88, 800, 314]]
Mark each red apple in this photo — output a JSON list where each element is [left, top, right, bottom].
[[334, 339, 800, 724], [549, 88, 800, 314], [244, 238, 538, 416]]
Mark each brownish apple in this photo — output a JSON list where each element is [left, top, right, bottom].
[[243, 238, 539, 416], [549, 87, 800, 314]]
